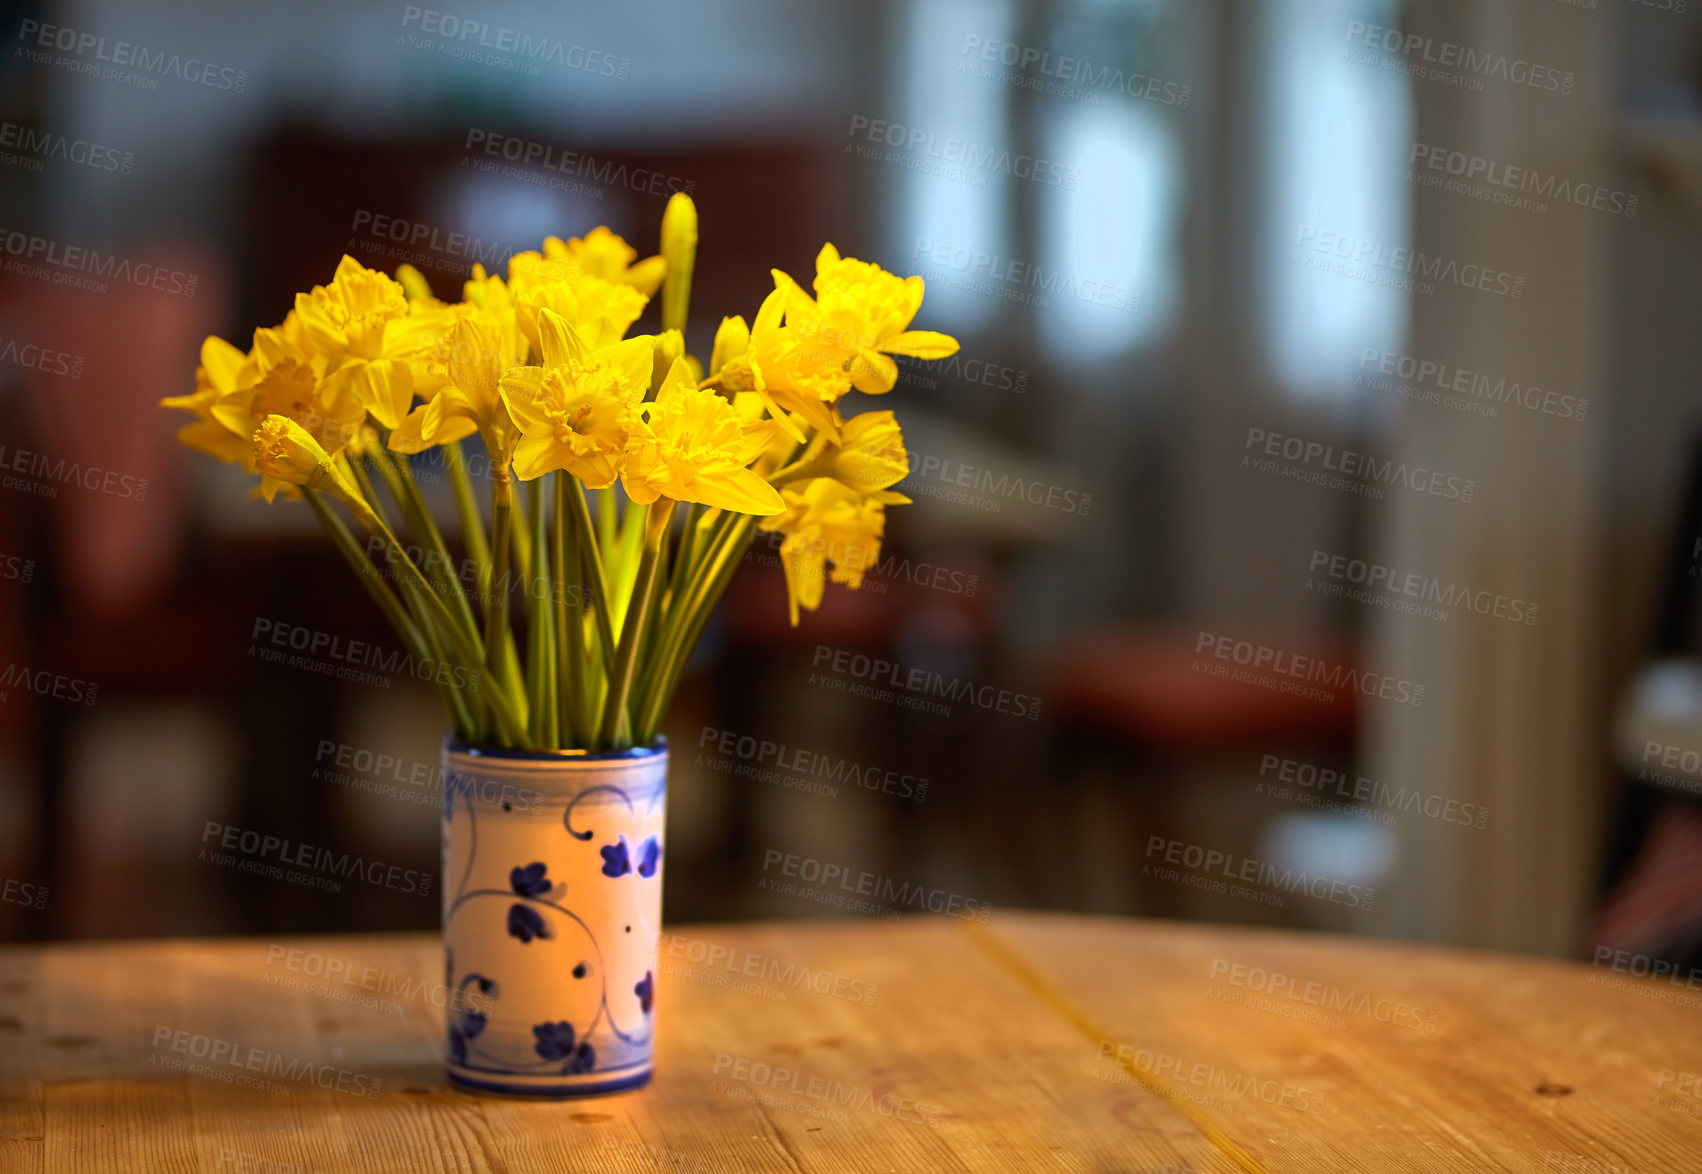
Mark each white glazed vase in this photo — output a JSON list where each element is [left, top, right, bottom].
[[440, 738, 666, 1098]]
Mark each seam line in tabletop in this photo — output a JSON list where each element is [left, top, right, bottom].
[[963, 920, 1271, 1174]]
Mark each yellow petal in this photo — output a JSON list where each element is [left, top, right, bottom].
[[536, 308, 587, 369], [773, 270, 818, 327], [176, 418, 248, 464], [293, 292, 346, 355], [387, 405, 432, 454], [200, 336, 248, 391], [900, 275, 925, 322], [499, 367, 549, 426], [879, 330, 959, 360], [815, 243, 842, 275], [447, 319, 501, 407], [710, 316, 750, 377], [849, 349, 898, 395], [423, 387, 481, 446], [656, 356, 697, 403], [753, 287, 786, 334], [627, 255, 666, 297], [332, 254, 368, 285], [756, 388, 809, 444], [621, 473, 663, 505], [775, 388, 841, 442], [511, 425, 562, 482], [353, 359, 415, 430], [606, 334, 657, 397], [689, 468, 786, 516], [780, 545, 826, 626]]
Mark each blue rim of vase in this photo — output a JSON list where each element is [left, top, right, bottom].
[[447, 1067, 653, 1099], [443, 735, 668, 762]]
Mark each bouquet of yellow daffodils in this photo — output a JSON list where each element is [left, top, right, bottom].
[[162, 196, 959, 752]]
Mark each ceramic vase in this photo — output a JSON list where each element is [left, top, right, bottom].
[[440, 738, 666, 1097]]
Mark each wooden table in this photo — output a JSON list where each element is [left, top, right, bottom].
[[3, 912, 1700, 1172]]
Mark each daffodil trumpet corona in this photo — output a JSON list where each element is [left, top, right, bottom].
[[164, 194, 959, 751]]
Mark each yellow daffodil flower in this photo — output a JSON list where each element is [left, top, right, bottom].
[[391, 317, 522, 473], [827, 410, 909, 493], [394, 266, 518, 406], [776, 244, 959, 394], [622, 359, 784, 515], [462, 265, 520, 333], [508, 262, 649, 355], [294, 256, 406, 365], [758, 477, 891, 624], [500, 308, 652, 487], [215, 315, 364, 458], [252, 415, 380, 530], [537, 227, 665, 296], [166, 211, 955, 754], [705, 287, 848, 442], [164, 315, 365, 504], [294, 255, 452, 429]]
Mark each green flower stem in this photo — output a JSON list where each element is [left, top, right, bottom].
[[644, 508, 735, 690], [380, 526, 521, 746], [634, 509, 752, 742], [481, 486, 522, 746], [636, 524, 672, 681], [611, 498, 646, 634], [303, 487, 476, 741], [640, 503, 702, 693], [347, 453, 512, 741], [636, 507, 742, 735], [443, 440, 491, 600], [347, 456, 400, 538], [525, 478, 555, 746], [562, 480, 617, 676], [382, 449, 528, 711], [599, 499, 673, 750], [385, 450, 481, 643], [400, 572, 481, 742], [596, 486, 616, 565], [508, 477, 533, 589], [663, 503, 706, 616], [554, 473, 585, 748]]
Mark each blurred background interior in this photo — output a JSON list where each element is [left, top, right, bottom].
[[3, 0, 1702, 966]]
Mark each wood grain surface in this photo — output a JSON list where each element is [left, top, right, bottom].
[[2, 913, 1699, 1172]]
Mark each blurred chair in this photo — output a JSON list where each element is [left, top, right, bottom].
[[1590, 436, 1702, 967], [1044, 628, 1358, 913]]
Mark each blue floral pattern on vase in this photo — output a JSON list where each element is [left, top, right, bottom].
[[507, 903, 550, 944], [600, 836, 631, 878], [533, 1020, 576, 1059], [635, 970, 654, 1014], [448, 975, 494, 1065], [637, 836, 661, 878], [510, 861, 552, 898], [533, 1020, 597, 1074]]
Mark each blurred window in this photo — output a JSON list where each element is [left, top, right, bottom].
[[1037, 87, 1182, 361], [1257, 0, 1412, 399], [891, 0, 1183, 362], [888, 0, 1016, 335]]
